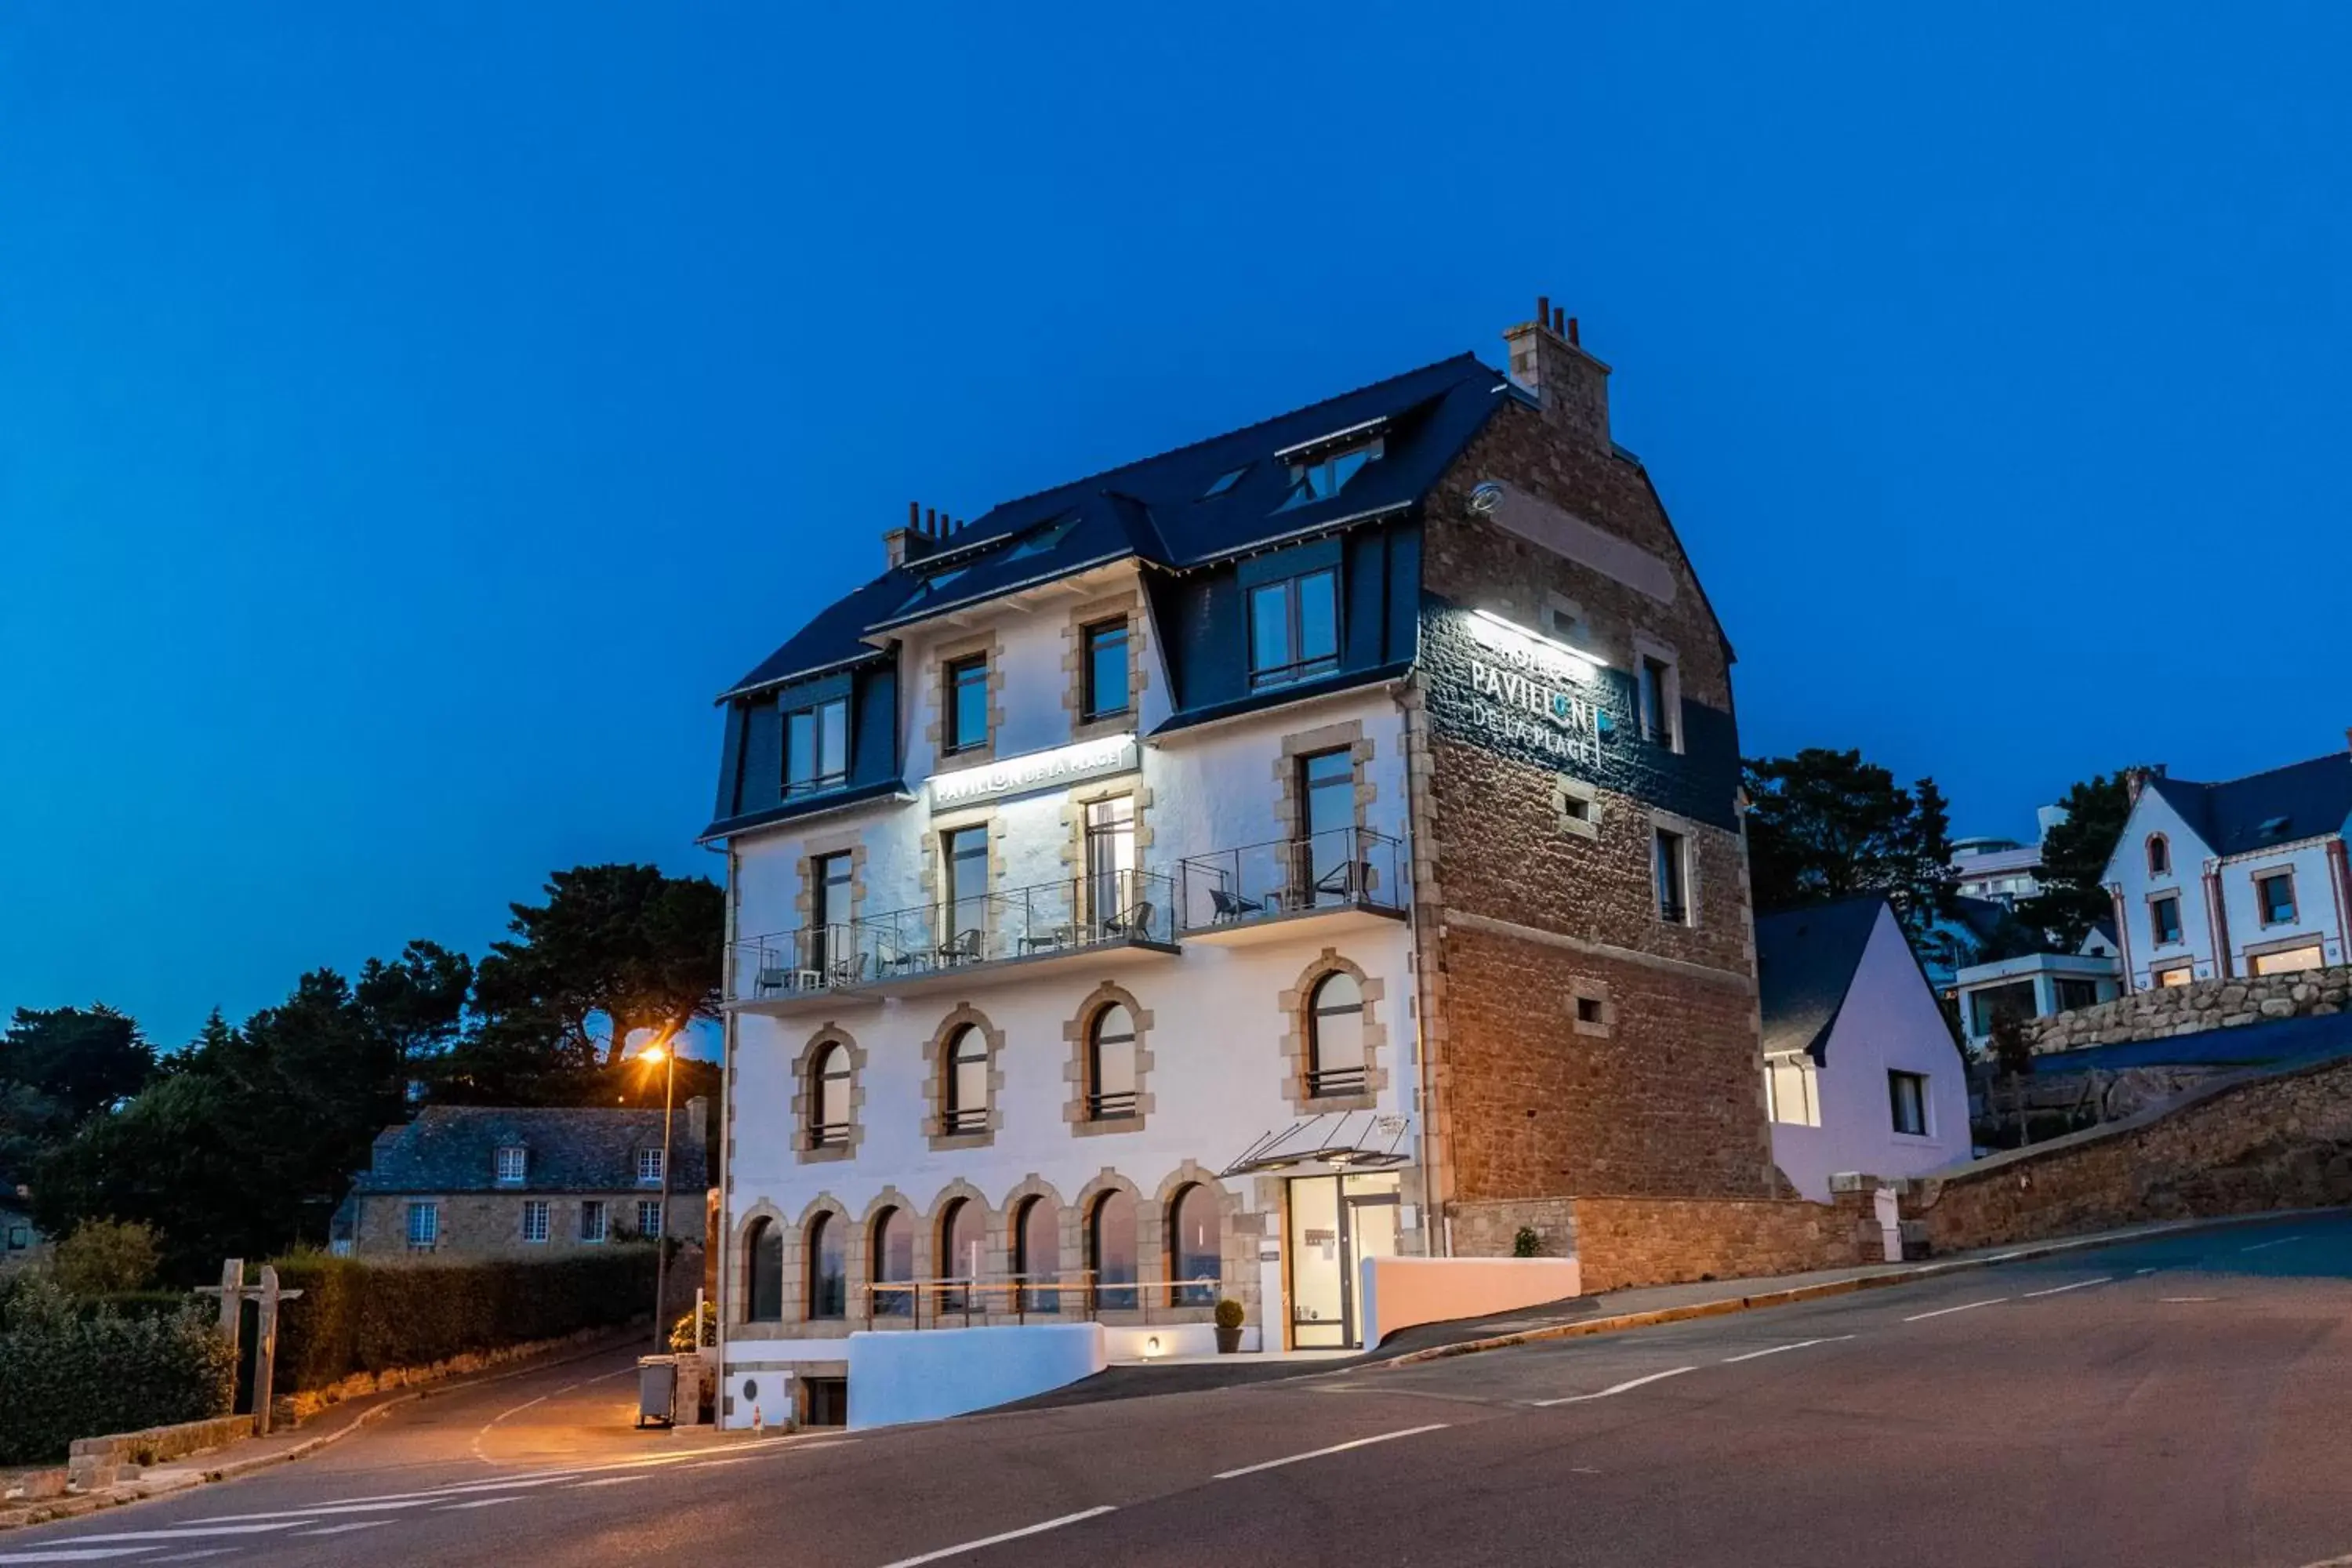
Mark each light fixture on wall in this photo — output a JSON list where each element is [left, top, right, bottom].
[[1468, 608, 1609, 671], [1143, 1335, 1163, 1359]]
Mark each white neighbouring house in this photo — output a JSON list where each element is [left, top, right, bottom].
[[1754, 898, 1972, 1201], [2102, 748, 2352, 993]]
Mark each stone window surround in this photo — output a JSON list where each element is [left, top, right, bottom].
[[920, 1004, 1008, 1152], [1631, 632, 1683, 754], [2250, 866, 2299, 927], [926, 629, 1007, 766], [2146, 887, 2187, 946], [793, 828, 870, 938], [788, 1026, 868, 1163], [1063, 980, 1156, 1136], [2146, 833, 2171, 877], [920, 806, 1011, 937], [1649, 808, 1704, 929], [2241, 931, 2327, 967], [1277, 949, 1390, 1116], [729, 1167, 1262, 1333], [1062, 589, 1152, 741], [1273, 720, 1376, 842], [1058, 779, 1156, 931], [1571, 977, 1614, 1038], [1552, 774, 1601, 840]]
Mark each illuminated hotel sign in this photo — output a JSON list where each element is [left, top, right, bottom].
[[1461, 614, 1606, 771], [928, 733, 1138, 812]]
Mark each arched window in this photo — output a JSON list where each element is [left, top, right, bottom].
[[2147, 834, 2171, 877], [1307, 972, 1366, 1098], [743, 1217, 783, 1321], [810, 1043, 851, 1148], [1087, 1004, 1137, 1120], [806, 1211, 846, 1319], [1087, 1189, 1138, 1313], [943, 1025, 989, 1134], [937, 1197, 985, 1313], [1013, 1196, 1059, 1314], [1165, 1183, 1222, 1308], [871, 1205, 914, 1318]]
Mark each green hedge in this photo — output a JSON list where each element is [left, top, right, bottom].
[[272, 1247, 659, 1393], [0, 1277, 236, 1466]]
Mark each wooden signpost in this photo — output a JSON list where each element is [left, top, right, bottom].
[[196, 1258, 304, 1436]]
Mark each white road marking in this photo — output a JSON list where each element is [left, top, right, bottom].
[[1903, 1298, 2008, 1323], [20, 1525, 300, 1544], [2161, 1296, 2219, 1303], [2241, 1235, 2303, 1254], [469, 1363, 637, 1465], [2023, 1276, 2113, 1298], [1721, 1336, 1854, 1363], [292, 1522, 394, 1536], [439, 1497, 523, 1510], [569, 1474, 655, 1488], [1214, 1424, 1453, 1478], [1531, 1367, 1697, 1406], [149, 1553, 241, 1564], [877, 1506, 1118, 1567], [0, 1550, 162, 1564]]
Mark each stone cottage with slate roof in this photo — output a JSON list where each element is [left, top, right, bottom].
[[1755, 897, 1971, 1201], [339, 1104, 709, 1258], [705, 301, 1775, 1426], [2103, 746, 2352, 992]]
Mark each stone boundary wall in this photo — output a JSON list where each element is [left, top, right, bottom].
[[2027, 964, 2351, 1054], [1449, 1198, 1577, 1259], [1566, 1195, 1873, 1293], [1911, 1051, 2352, 1252], [66, 1414, 253, 1488], [280, 1319, 637, 1425]]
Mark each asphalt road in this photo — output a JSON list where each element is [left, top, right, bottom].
[[11, 1213, 2352, 1568]]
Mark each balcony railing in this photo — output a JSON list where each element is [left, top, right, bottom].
[[848, 1271, 1229, 1329], [1175, 826, 1403, 934], [729, 868, 1176, 1003]]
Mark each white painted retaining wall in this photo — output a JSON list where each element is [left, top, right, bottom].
[[845, 1323, 1106, 1430], [1358, 1256, 1584, 1348]]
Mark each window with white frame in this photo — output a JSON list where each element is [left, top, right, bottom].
[[494, 1145, 527, 1186], [521, 1200, 550, 1244], [636, 1200, 663, 1239], [579, 1200, 608, 1244], [405, 1201, 439, 1250], [1889, 1070, 1930, 1137], [637, 1148, 664, 1187], [1764, 1054, 1820, 1127]]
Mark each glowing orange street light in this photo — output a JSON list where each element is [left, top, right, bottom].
[[635, 1027, 681, 1356]]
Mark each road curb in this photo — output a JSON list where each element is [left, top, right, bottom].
[[0, 1327, 650, 1533], [1374, 1210, 2325, 1370]]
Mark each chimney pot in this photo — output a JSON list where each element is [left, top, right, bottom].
[[1566, 315, 1580, 345], [1536, 294, 1551, 328]]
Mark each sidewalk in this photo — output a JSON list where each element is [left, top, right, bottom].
[[993, 1210, 2324, 1410]]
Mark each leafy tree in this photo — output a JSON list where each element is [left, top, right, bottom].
[[53, 1218, 162, 1296], [472, 866, 723, 1069], [2016, 771, 2135, 950], [0, 1006, 155, 1123], [1744, 750, 1957, 937]]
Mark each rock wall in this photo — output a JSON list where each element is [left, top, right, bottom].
[[1565, 1194, 1875, 1293], [2026, 964, 2351, 1053]]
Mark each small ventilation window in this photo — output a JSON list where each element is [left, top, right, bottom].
[[1200, 465, 1248, 499]]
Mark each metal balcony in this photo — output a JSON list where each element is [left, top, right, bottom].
[[1174, 826, 1407, 946]]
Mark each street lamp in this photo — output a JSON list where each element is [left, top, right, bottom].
[[636, 1030, 679, 1357]]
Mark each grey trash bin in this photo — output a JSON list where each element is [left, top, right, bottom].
[[637, 1355, 677, 1428]]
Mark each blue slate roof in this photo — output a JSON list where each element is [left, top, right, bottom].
[[720, 354, 1514, 701], [2145, 752, 2352, 857], [1755, 895, 1892, 1062], [350, 1105, 709, 1195]]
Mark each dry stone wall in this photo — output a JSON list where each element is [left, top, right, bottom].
[[2027, 964, 2350, 1053]]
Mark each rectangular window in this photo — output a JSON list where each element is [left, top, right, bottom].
[[521, 1200, 550, 1244], [1299, 748, 1356, 903], [945, 655, 989, 754], [637, 1149, 664, 1187], [636, 1200, 663, 1239], [1084, 795, 1137, 927], [2250, 944, 2324, 976], [785, 697, 849, 797], [1639, 655, 1679, 749], [579, 1200, 608, 1244], [1278, 438, 1382, 510], [405, 1201, 438, 1250], [2154, 962, 2194, 987], [1081, 619, 1131, 720], [1766, 1056, 1820, 1127], [809, 851, 855, 978], [942, 825, 990, 956], [1889, 1070, 1929, 1137], [2150, 894, 2183, 946], [494, 1145, 527, 1186], [2255, 870, 2298, 926], [1967, 980, 2038, 1037], [1654, 828, 1690, 925], [2053, 977, 2103, 1011], [1247, 568, 1340, 689]]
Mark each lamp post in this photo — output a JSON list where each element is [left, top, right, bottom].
[[637, 1031, 679, 1356]]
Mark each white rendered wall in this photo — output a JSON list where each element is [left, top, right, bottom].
[[1771, 906, 1972, 1200], [2216, 840, 2344, 972], [2104, 789, 2218, 988], [846, 1323, 1106, 1430]]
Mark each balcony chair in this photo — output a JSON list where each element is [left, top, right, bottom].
[[1208, 887, 1265, 922], [1102, 901, 1156, 942], [937, 927, 984, 966]]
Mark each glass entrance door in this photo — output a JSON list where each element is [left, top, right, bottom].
[[1285, 1171, 1403, 1350]]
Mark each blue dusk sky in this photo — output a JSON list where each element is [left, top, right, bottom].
[[4, 4, 2347, 1047]]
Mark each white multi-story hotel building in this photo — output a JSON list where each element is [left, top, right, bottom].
[[702, 305, 1773, 1427], [2103, 749, 2352, 991]]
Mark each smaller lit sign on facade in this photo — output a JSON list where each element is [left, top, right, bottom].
[[928, 733, 1139, 813], [1461, 619, 1606, 771]]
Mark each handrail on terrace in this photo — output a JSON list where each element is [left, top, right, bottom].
[[848, 1270, 1229, 1330], [1174, 826, 1403, 933], [730, 866, 1177, 1002]]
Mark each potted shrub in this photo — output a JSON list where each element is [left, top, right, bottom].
[[1213, 1297, 1246, 1354]]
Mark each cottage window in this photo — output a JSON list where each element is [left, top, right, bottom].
[[579, 1200, 608, 1244], [636, 1149, 665, 1187], [2255, 869, 2298, 926], [636, 1200, 663, 1239], [494, 1145, 527, 1186], [1889, 1071, 1930, 1137], [405, 1201, 438, 1250], [784, 696, 849, 797], [521, 1200, 550, 1244]]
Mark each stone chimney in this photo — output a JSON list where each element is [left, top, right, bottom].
[[2125, 764, 2169, 804], [1503, 295, 1612, 447], [884, 501, 946, 569]]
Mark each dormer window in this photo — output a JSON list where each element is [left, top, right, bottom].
[[785, 696, 849, 797], [1276, 438, 1383, 511], [637, 1149, 665, 1187], [1247, 568, 1340, 689], [495, 1145, 527, 1186]]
